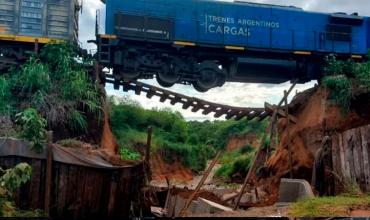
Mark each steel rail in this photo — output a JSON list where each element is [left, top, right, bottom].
[[104, 74, 269, 121]]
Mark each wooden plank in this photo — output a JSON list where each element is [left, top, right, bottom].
[[146, 126, 153, 182], [284, 90, 293, 179], [338, 133, 346, 179], [57, 165, 68, 216], [107, 179, 118, 217], [182, 101, 192, 110], [246, 111, 258, 120], [225, 111, 238, 120], [345, 130, 356, 180], [146, 89, 155, 98], [65, 165, 78, 217], [257, 111, 270, 121], [331, 134, 341, 193], [360, 126, 370, 191], [191, 103, 203, 113], [135, 84, 142, 95], [44, 132, 53, 217], [202, 107, 215, 115], [170, 97, 180, 105], [29, 159, 41, 209], [159, 94, 169, 103], [354, 129, 364, 188], [121, 82, 130, 92], [214, 109, 227, 118], [179, 151, 222, 216], [235, 111, 248, 121], [264, 102, 298, 124]]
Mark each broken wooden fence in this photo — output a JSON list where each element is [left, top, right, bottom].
[[0, 138, 145, 219], [331, 124, 370, 193]]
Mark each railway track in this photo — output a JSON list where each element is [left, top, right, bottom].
[[1, 56, 284, 122], [103, 74, 270, 121]]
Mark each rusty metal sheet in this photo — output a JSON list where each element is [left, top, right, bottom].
[[0, 138, 136, 169]]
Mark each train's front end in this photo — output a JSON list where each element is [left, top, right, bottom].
[[367, 17, 370, 54]]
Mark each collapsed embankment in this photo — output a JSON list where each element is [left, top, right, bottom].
[[259, 85, 370, 202]]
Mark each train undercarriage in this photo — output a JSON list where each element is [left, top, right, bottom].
[[0, 42, 35, 72], [97, 37, 322, 92]]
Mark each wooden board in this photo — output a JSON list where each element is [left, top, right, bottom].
[[331, 124, 370, 193], [0, 156, 145, 219]]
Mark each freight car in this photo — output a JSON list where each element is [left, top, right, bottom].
[[0, 0, 81, 70], [97, 0, 370, 92]]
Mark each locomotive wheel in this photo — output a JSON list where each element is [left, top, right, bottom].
[[193, 69, 219, 92], [156, 76, 175, 88], [193, 82, 209, 92], [157, 65, 180, 85]]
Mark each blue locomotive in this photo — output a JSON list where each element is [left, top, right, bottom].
[[97, 0, 370, 92]]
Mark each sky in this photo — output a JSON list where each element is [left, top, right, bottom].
[[79, 0, 370, 121]]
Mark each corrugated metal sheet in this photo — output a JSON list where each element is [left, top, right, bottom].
[[19, 0, 44, 36], [0, 0, 78, 41], [0, 0, 18, 34]]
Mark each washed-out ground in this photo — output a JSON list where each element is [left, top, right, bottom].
[[149, 85, 370, 217]]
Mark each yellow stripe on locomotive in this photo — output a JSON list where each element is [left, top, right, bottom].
[[0, 34, 64, 44]]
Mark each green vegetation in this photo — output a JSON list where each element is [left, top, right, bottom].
[[119, 147, 141, 161], [15, 108, 47, 153], [322, 75, 352, 112], [323, 53, 370, 112], [0, 43, 102, 151], [214, 143, 258, 180], [109, 96, 268, 172], [0, 163, 42, 217], [214, 135, 270, 180], [288, 194, 370, 217]]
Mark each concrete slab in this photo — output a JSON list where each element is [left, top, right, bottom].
[[194, 197, 232, 215], [277, 178, 314, 203]]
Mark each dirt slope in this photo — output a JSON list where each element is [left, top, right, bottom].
[[100, 102, 119, 154], [237, 86, 370, 206], [151, 153, 193, 183], [267, 86, 370, 179], [226, 133, 259, 152]]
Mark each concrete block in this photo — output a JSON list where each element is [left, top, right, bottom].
[[195, 197, 232, 214], [277, 178, 314, 203]]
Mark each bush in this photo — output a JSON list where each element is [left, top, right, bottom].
[[2, 43, 103, 137], [214, 163, 234, 179], [17, 58, 50, 95], [0, 163, 33, 217], [239, 144, 254, 154], [119, 147, 141, 161], [322, 75, 352, 113], [215, 150, 255, 180], [15, 108, 47, 153], [0, 76, 12, 114], [353, 62, 370, 90], [324, 55, 354, 77]]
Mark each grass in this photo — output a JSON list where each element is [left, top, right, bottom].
[[322, 75, 352, 113], [288, 194, 370, 217], [214, 149, 255, 180]]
